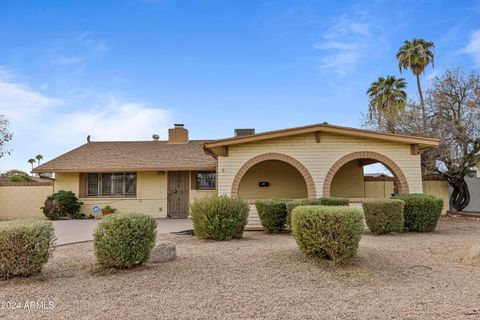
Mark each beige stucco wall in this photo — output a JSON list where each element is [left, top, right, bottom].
[[364, 180, 395, 198], [330, 161, 365, 198], [217, 132, 422, 197], [422, 180, 449, 215], [237, 160, 308, 201], [54, 171, 214, 218], [0, 185, 53, 219]]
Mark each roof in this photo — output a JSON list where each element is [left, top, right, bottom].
[[33, 140, 216, 173], [204, 123, 440, 150]]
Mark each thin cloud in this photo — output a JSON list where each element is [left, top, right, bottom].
[[463, 29, 480, 66], [0, 71, 172, 172], [315, 12, 374, 76]]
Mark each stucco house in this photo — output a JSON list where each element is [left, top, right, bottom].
[[33, 123, 439, 218]]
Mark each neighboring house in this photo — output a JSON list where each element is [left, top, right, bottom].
[[472, 155, 480, 178], [33, 123, 439, 218]]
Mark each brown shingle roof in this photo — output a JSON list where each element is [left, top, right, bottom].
[[33, 140, 216, 173]]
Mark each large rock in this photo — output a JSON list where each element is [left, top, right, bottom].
[[150, 242, 176, 263], [462, 245, 480, 266]]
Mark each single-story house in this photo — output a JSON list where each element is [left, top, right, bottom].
[[33, 123, 440, 218]]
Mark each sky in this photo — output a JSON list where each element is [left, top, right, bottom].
[[0, 0, 479, 173]]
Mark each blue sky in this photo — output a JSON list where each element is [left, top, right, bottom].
[[0, 0, 479, 172]]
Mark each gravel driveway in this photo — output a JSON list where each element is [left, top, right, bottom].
[[1, 217, 480, 319]]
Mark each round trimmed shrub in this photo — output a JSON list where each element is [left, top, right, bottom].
[[286, 199, 322, 226], [286, 197, 350, 226], [191, 195, 249, 240], [319, 197, 350, 206], [255, 199, 289, 233], [291, 206, 363, 265], [0, 220, 55, 279], [94, 213, 157, 268], [362, 199, 405, 235], [392, 194, 444, 232], [42, 190, 83, 220]]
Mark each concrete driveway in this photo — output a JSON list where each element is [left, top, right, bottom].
[[53, 218, 193, 246]]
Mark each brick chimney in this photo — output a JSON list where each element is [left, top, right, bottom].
[[168, 124, 189, 144]]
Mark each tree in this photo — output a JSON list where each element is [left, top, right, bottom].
[[28, 158, 36, 170], [422, 69, 480, 211], [396, 38, 435, 128], [366, 75, 407, 133], [35, 154, 43, 165], [1, 169, 31, 182], [0, 115, 13, 158]]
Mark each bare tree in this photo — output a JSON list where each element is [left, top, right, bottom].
[[422, 69, 480, 211], [0, 115, 13, 158]]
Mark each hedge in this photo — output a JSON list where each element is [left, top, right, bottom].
[[93, 213, 157, 268], [286, 197, 349, 226], [392, 194, 443, 232], [190, 196, 249, 240], [291, 205, 363, 265], [0, 220, 55, 279], [255, 199, 289, 233], [362, 199, 405, 235]]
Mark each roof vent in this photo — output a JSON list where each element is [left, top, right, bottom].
[[234, 128, 255, 137], [174, 123, 184, 128], [152, 134, 160, 141]]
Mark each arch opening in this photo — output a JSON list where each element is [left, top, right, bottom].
[[231, 153, 316, 200], [323, 151, 409, 199]]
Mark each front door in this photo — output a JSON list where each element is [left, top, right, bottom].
[[167, 171, 190, 218]]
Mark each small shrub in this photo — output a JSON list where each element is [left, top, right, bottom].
[[93, 213, 157, 268], [286, 197, 349, 226], [0, 220, 55, 279], [255, 199, 290, 233], [291, 206, 363, 265], [362, 199, 405, 235], [286, 199, 322, 226], [191, 195, 249, 240], [42, 190, 83, 220], [392, 194, 443, 232], [319, 197, 350, 206]]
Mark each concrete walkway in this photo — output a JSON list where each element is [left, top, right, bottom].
[[53, 218, 193, 246]]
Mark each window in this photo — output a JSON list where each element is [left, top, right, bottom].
[[84, 173, 137, 197], [196, 171, 216, 190]]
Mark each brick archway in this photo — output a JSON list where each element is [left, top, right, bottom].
[[323, 151, 409, 196], [231, 153, 316, 198]]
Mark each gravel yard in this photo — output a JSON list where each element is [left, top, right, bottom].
[[1, 216, 480, 320]]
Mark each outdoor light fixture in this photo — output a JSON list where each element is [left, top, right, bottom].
[[259, 181, 270, 187]]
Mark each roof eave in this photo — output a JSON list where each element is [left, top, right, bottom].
[[204, 124, 440, 150], [32, 165, 217, 173]]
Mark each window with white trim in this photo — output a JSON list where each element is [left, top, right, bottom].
[[85, 173, 136, 197]]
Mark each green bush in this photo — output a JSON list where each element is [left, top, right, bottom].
[[191, 195, 249, 240], [0, 220, 55, 279], [362, 199, 405, 235], [392, 194, 444, 232], [291, 206, 363, 265], [42, 190, 83, 220], [255, 199, 290, 233], [286, 197, 349, 226], [319, 197, 349, 206], [93, 213, 157, 268]]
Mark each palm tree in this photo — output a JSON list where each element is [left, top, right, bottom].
[[27, 158, 36, 170], [35, 154, 43, 165], [396, 38, 435, 127], [366, 75, 407, 133]]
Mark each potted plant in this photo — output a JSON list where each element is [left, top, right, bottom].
[[101, 205, 117, 216]]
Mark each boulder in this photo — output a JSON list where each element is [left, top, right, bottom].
[[462, 245, 480, 266], [150, 242, 176, 263]]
